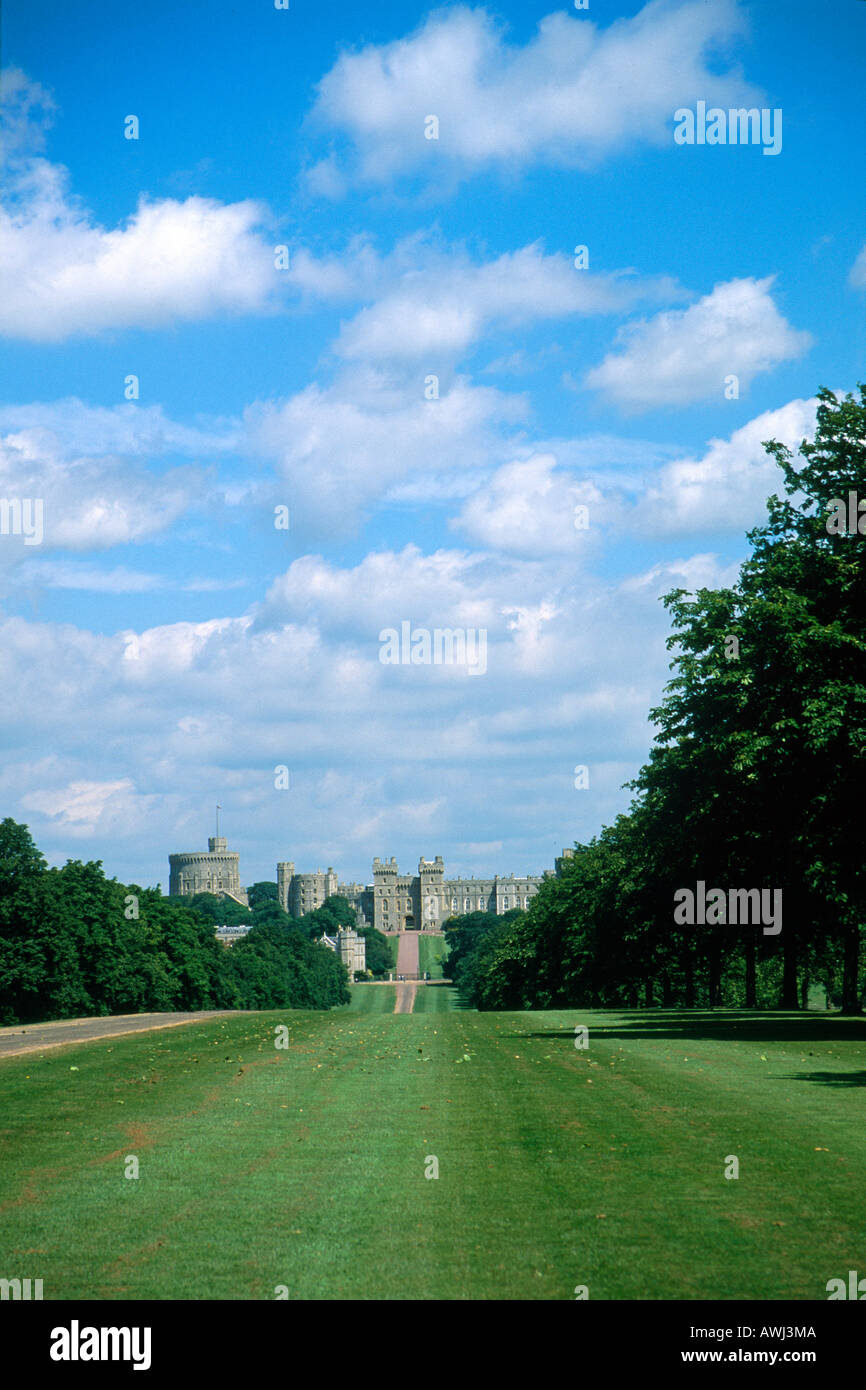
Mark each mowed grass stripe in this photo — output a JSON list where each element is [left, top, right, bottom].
[[411, 986, 461, 1013], [0, 1009, 863, 1298], [343, 985, 397, 1014]]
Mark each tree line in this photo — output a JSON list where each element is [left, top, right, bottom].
[[447, 386, 866, 1013], [0, 824, 379, 1024]]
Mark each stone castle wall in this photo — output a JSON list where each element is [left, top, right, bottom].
[[169, 836, 249, 906], [172, 834, 567, 933], [278, 853, 550, 933]]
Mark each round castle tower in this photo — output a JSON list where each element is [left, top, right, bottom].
[[169, 835, 249, 906]]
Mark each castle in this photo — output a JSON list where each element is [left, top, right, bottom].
[[278, 856, 550, 933], [318, 928, 367, 976], [169, 836, 249, 906], [169, 832, 561, 932]]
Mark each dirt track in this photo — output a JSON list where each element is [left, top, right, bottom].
[[0, 1011, 240, 1058], [393, 933, 421, 1013], [395, 932, 419, 975], [393, 982, 418, 1014]]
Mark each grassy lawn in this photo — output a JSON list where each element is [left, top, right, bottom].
[[1, 1007, 864, 1299], [412, 985, 461, 1013], [345, 984, 397, 1013], [417, 934, 450, 979]]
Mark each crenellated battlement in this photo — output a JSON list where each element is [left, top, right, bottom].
[[171, 831, 551, 934]]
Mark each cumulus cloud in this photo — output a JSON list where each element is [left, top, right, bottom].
[[452, 455, 604, 557], [12, 561, 165, 593], [257, 544, 503, 637], [451, 398, 820, 552], [0, 426, 203, 556], [335, 242, 681, 363], [620, 553, 741, 597], [244, 367, 526, 533], [0, 67, 55, 155], [309, 0, 760, 186], [0, 398, 238, 459], [849, 244, 866, 289], [0, 187, 278, 342], [636, 397, 818, 535], [0, 72, 280, 341], [21, 779, 141, 835], [585, 277, 812, 409], [0, 522, 726, 885]]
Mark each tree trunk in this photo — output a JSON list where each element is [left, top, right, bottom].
[[644, 978, 653, 1008], [780, 934, 798, 1009], [709, 943, 721, 1008], [745, 935, 757, 1008], [841, 919, 862, 1014], [823, 948, 835, 1012], [684, 957, 695, 1008], [661, 972, 673, 1007], [799, 972, 809, 1011]]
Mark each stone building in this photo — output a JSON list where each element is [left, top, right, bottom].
[[168, 836, 249, 906], [319, 927, 366, 976], [170, 832, 570, 934], [277, 854, 550, 932]]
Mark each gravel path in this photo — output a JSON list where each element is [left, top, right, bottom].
[[394, 933, 421, 1012], [0, 1011, 240, 1058], [393, 982, 418, 1014]]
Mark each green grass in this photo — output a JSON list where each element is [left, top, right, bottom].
[[345, 984, 397, 1013], [417, 934, 450, 979], [412, 985, 460, 1013], [1, 1008, 864, 1299]]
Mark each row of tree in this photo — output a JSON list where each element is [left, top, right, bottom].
[[447, 386, 866, 1013], [0, 822, 359, 1024], [182, 885, 395, 978]]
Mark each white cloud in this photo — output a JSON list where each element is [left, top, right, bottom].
[[849, 244, 866, 289], [0, 72, 280, 341], [0, 526, 723, 886], [21, 779, 141, 835], [335, 243, 681, 363], [636, 397, 818, 535], [309, 0, 760, 186], [452, 454, 604, 557], [585, 277, 812, 409], [0, 399, 238, 459], [0, 427, 202, 554], [452, 399, 820, 551], [620, 553, 741, 597], [257, 544, 502, 636], [0, 188, 278, 342], [0, 67, 55, 155], [12, 561, 165, 593], [244, 367, 526, 533]]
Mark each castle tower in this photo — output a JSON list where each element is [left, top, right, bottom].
[[555, 847, 576, 877], [419, 855, 445, 929], [277, 861, 294, 914], [372, 856, 399, 933], [169, 830, 248, 906]]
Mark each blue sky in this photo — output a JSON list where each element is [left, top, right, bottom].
[[0, 0, 864, 891]]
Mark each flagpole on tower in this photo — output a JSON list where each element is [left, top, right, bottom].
[[216, 803, 222, 840]]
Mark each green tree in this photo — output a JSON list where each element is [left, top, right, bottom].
[[247, 881, 279, 910]]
